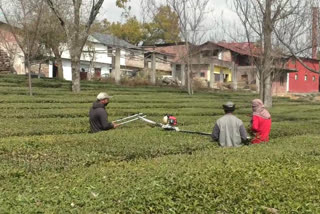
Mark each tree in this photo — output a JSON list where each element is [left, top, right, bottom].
[[92, 6, 181, 46], [45, 0, 103, 92], [38, 5, 67, 79], [142, 0, 211, 95], [45, 0, 127, 92], [142, 5, 181, 45], [0, 0, 46, 96], [106, 17, 144, 45], [233, 0, 318, 107]]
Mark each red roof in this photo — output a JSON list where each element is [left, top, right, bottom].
[[145, 45, 188, 63], [215, 42, 261, 56]]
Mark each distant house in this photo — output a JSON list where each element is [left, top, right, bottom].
[[0, 19, 26, 74], [143, 49, 175, 74], [48, 33, 176, 81], [143, 43, 188, 80], [198, 42, 314, 94], [144, 42, 236, 87], [49, 33, 142, 81], [286, 58, 319, 93], [210, 41, 320, 94]]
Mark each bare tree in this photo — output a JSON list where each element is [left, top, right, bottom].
[[0, 0, 46, 96], [233, 0, 318, 107], [44, 0, 106, 92], [38, 5, 67, 79], [141, 0, 211, 95]]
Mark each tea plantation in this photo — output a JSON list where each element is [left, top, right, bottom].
[[1, 75, 320, 213]]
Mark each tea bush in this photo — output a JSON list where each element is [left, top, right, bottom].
[[1, 74, 320, 213]]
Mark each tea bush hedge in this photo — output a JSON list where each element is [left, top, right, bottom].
[[1, 74, 320, 213]]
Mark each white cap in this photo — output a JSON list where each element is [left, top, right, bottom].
[[97, 92, 112, 100]]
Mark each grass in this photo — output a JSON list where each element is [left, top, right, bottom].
[[0, 74, 320, 213]]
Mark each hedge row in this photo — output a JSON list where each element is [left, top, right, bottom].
[[1, 135, 319, 213]]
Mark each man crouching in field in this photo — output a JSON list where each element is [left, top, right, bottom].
[[212, 101, 248, 147], [89, 92, 119, 133]]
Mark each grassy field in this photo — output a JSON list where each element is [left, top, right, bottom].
[[1, 75, 320, 213]]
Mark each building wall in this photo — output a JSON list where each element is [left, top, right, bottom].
[[222, 50, 232, 62], [207, 66, 232, 82], [13, 53, 26, 75], [236, 66, 256, 84], [49, 59, 112, 81], [126, 50, 144, 69], [146, 54, 173, 72], [272, 72, 288, 95], [149, 45, 188, 63], [0, 26, 25, 74], [287, 59, 319, 93], [60, 43, 126, 67], [30, 64, 49, 77], [191, 65, 232, 82]]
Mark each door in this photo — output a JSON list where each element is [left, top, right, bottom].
[[94, 68, 101, 78], [80, 71, 87, 80]]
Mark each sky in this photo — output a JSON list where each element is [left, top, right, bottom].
[[100, 0, 237, 23], [99, 0, 239, 42]]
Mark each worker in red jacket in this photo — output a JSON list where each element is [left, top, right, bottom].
[[251, 99, 271, 144]]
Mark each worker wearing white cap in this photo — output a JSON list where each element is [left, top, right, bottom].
[[89, 92, 118, 133]]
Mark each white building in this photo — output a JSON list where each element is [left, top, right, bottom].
[[49, 33, 139, 81]]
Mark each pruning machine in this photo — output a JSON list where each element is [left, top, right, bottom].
[[113, 113, 211, 136], [138, 114, 211, 136], [112, 113, 146, 126]]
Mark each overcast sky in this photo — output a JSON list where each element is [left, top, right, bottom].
[[99, 0, 237, 23], [99, 0, 239, 41]]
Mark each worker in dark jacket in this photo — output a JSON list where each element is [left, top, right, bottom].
[[89, 92, 118, 133], [212, 101, 248, 147]]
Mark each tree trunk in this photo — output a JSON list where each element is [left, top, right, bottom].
[[38, 63, 42, 79], [262, 0, 273, 108], [187, 64, 193, 95], [264, 74, 272, 107], [26, 58, 33, 96], [209, 63, 215, 88], [186, 43, 193, 95], [52, 47, 64, 79], [71, 55, 81, 93], [115, 48, 121, 84], [151, 51, 156, 85], [181, 63, 186, 87], [259, 71, 264, 100]]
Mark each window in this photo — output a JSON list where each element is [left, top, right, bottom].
[[214, 73, 220, 81], [202, 51, 209, 57], [304, 75, 308, 81], [107, 47, 113, 57], [295, 74, 298, 80], [129, 51, 134, 59], [200, 72, 205, 77], [212, 50, 219, 57], [313, 76, 316, 81], [164, 56, 167, 62], [241, 74, 248, 82]]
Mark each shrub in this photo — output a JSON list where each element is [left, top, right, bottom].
[[1, 76, 320, 213]]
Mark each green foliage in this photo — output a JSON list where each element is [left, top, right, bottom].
[[1, 74, 320, 213], [143, 5, 181, 45], [92, 5, 181, 45], [107, 17, 144, 45]]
